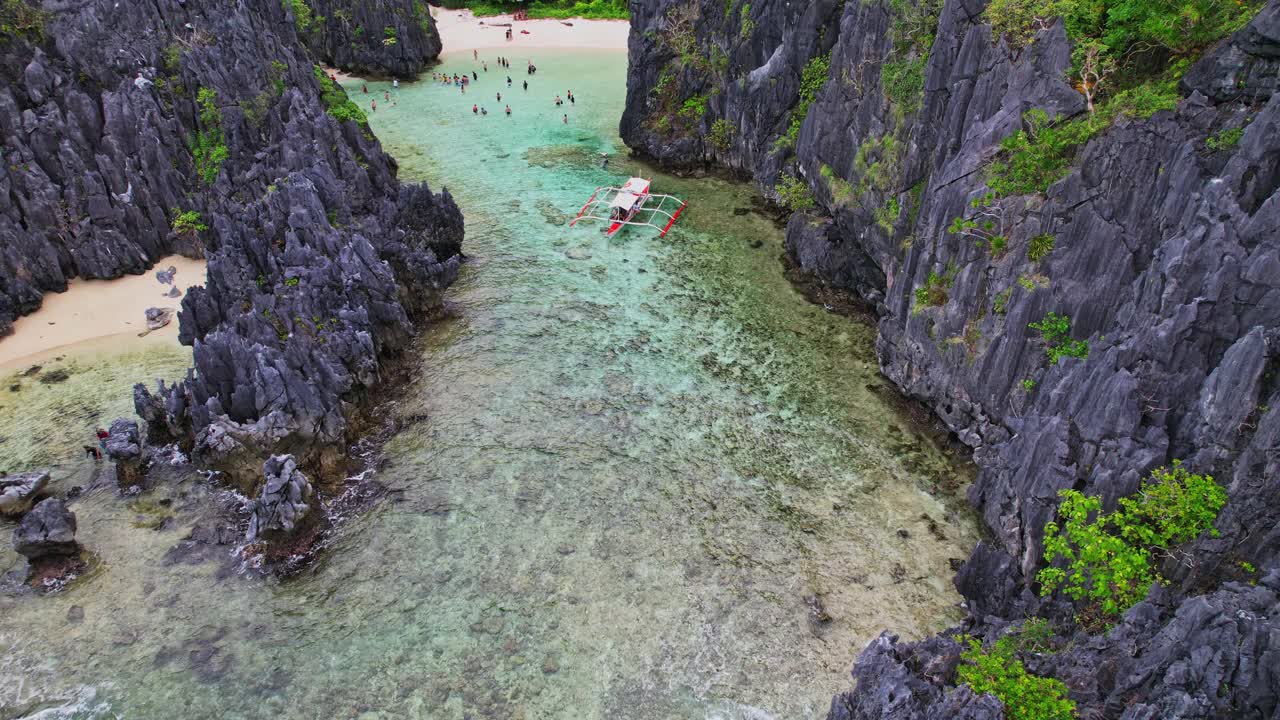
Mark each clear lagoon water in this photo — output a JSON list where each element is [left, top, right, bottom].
[[0, 49, 977, 719]]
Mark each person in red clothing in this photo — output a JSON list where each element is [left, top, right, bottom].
[[473, 104, 478, 114]]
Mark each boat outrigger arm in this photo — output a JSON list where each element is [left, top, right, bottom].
[[570, 177, 689, 237]]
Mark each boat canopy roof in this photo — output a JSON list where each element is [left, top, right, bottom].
[[609, 178, 650, 211]]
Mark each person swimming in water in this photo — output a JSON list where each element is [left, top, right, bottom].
[[496, 92, 502, 102], [473, 104, 478, 114], [505, 105, 511, 116], [562, 114, 568, 124]]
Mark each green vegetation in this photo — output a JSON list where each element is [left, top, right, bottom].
[[948, 192, 1009, 256], [171, 209, 207, 236], [1205, 126, 1244, 151], [775, 173, 814, 211], [779, 53, 832, 148], [1, 0, 45, 42], [709, 118, 734, 151], [1022, 377, 1037, 391], [1038, 461, 1226, 621], [740, 3, 755, 38], [1028, 233, 1055, 262], [190, 87, 228, 185], [875, 197, 901, 233], [437, 0, 628, 20], [1028, 311, 1089, 363], [680, 94, 708, 125], [282, 0, 320, 35], [957, 636, 1076, 720], [820, 164, 853, 204], [1011, 618, 1055, 653], [880, 0, 941, 113], [314, 65, 368, 126], [994, 287, 1013, 314], [413, 1, 433, 32], [383, 25, 398, 46], [162, 43, 184, 75], [914, 270, 953, 308], [982, 0, 1259, 196]]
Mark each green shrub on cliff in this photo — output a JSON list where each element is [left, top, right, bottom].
[[190, 87, 228, 185], [171, 209, 207, 237], [775, 173, 814, 211], [314, 66, 369, 126], [779, 53, 832, 147], [709, 119, 734, 151], [0, 0, 45, 42], [282, 0, 320, 36], [1028, 311, 1089, 362], [1038, 461, 1226, 621], [957, 636, 1076, 720]]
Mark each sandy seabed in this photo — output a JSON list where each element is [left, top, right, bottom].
[[0, 256, 206, 372]]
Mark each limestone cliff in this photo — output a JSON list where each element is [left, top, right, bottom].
[[301, 0, 443, 78], [623, 0, 1280, 717], [0, 0, 462, 491]]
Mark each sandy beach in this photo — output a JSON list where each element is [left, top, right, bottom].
[[0, 256, 206, 372], [433, 8, 628, 54]]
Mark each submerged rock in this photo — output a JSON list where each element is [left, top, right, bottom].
[[0, 470, 50, 518]]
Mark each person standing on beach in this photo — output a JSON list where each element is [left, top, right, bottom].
[[474, 49, 478, 60], [393, 78, 399, 91]]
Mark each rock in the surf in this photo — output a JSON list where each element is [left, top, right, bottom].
[[0, 470, 50, 517]]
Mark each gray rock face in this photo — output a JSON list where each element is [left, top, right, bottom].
[[0, 470, 50, 517], [248, 454, 323, 548], [103, 418, 146, 488], [302, 0, 443, 78], [623, 0, 1280, 718], [12, 498, 78, 559], [0, 0, 463, 491]]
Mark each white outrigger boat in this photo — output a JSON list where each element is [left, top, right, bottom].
[[570, 178, 688, 237]]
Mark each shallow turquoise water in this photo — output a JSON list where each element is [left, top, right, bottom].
[[0, 50, 976, 719]]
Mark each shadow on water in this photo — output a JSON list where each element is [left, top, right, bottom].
[[0, 49, 977, 719]]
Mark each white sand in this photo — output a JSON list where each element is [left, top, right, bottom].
[[433, 8, 629, 55], [0, 256, 207, 372]]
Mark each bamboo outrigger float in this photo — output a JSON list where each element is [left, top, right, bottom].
[[570, 178, 688, 237]]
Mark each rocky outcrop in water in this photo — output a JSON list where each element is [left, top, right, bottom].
[[103, 418, 147, 489], [13, 497, 85, 590], [249, 454, 319, 543], [0, 470, 49, 517], [247, 454, 326, 564], [623, 0, 1280, 717], [1, 0, 463, 493], [301, 0, 443, 78], [12, 498, 77, 560]]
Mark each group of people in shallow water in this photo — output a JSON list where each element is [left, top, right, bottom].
[[445, 54, 575, 123], [359, 76, 399, 112]]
